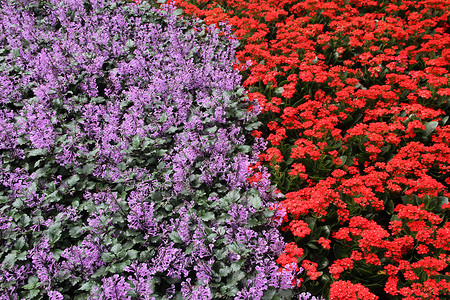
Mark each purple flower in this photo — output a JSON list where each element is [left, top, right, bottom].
[[102, 274, 131, 300], [193, 259, 214, 284], [47, 291, 63, 300], [28, 237, 57, 289], [298, 292, 326, 300], [149, 242, 183, 275], [60, 235, 105, 279], [124, 262, 155, 300], [181, 279, 212, 300], [126, 187, 158, 239]]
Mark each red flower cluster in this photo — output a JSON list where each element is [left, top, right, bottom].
[[330, 280, 378, 300]]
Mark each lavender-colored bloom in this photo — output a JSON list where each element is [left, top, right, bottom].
[[298, 292, 326, 300], [251, 137, 269, 161], [278, 263, 303, 290], [101, 274, 131, 300], [124, 262, 155, 300], [171, 205, 194, 243], [0, 264, 32, 299], [149, 242, 183, 275], [181, 279, 213, 300], [87, 210, 110, 236], [28, 237, 57, 290], [126, 187, 158, 239], [60, 235, 105, 279], [193, 259, 213, 284], [191, 222, 214, 259], [0, 211, 12, 231], [47, 291, 63, 300]]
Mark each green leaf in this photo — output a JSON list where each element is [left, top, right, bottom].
[[48, 223, 62, 244], [250, 195, 262, 209], [159, 113, 167, 122], [338, 155, 347, 166], [385, 198, 395, 214], [132, 135, 141, 148], [168, 231, 182, 243], [82, 163, 96, 175], [12, 198, 23, 209], [286, 157, 294, 165], [317, 257, 329, 270], [2, 253, 16, 269], [306, 242, 319, 250], [28, 148, 47, 157], [333, 243, 350, 259], [245, 121, 262, 131], [173, 8, 183, 16], [274, 87, 284, 96], [437, 196, 449, 211], [23, 276, 39, 290], [261, 289, 276, 300], [69, 226, 84, 239], [14, 237, 26, 250], [16, 251, 28, 261], [33, 167, 47, 179], [205, 126, 217, 133], [236, 145, 251, 153], [320, 225, 331, 239], [80, 282, 94, 291], [19, 214, 31, 227], [88, 147, 100, 157], [126, 39, 135, 48], [219, 266, 232, 277], [230, 270, 246, 284], [26, 289, 40, 298], [200, 212, 215, 221], [276, 289, 294, 299], [127, 249, 138, 260], [424, 121, 438, 137], [111, 244, 122, 254], [101, 252, 115, 263], [92, 266, 107, 279], [304, 216, 317, 232], [66, 174, 80, 188], [111, 260, 130, 273], [226, 190, 240, 202]]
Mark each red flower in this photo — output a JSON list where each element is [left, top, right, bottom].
[[318, 237, 331, 249], [330, 280, 378, 300], [289, 220, 311, 238]]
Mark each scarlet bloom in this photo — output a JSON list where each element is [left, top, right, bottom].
[[301, 260, 321, 280], [330, 280, 379, 300], [277, 242, 304, 267], [262, 147, 283, 164], [329, 258, 354, 279], [251, 130, 262, 138], [318, 237, 331, 249], [289, 220, 311, 238], [289, 163, 308, 179]]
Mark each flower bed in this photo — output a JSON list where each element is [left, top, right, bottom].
[[161, 0, 450, 299], [0, 0, 300, 298]]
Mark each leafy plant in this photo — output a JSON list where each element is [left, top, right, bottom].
[[0, 0, 299, 298]]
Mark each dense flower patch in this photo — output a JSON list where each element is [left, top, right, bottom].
[[162, 0, 450, 298], [0, 0, 305, 298]]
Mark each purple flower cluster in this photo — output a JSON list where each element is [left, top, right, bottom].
[[0, 0, 303, 298]]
